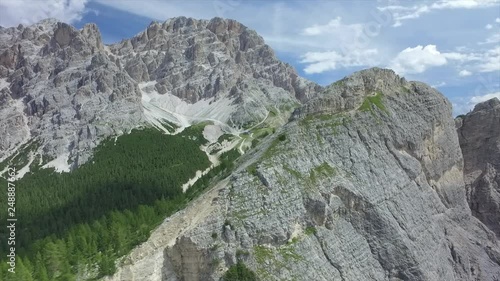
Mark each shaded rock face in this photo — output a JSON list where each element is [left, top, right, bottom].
[[106, 69, 500, 281], [457, 98, 500, 237]]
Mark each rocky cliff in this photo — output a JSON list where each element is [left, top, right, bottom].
[[457, 98, 500, 238], [105, 69, 500, 281], [1, 17, 499, 281], [0, 17, 319, 170], [0, 19, 143, 169]]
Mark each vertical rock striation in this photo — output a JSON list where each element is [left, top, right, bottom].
[[457, 97, 500, 238], [105, 69, 500, 281]]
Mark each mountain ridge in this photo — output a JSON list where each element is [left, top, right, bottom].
[[0, 17, 499, 281], [0, 16, 319, 171]]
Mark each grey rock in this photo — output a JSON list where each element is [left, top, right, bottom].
[[105, 69, 500, 281], [0, 19, 142, 166], [457, 97, 500, 237], [1, 17, 499, 281], [0, 17, 319, 166]]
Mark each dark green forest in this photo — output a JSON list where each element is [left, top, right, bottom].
[[0, 124, 240, 280]]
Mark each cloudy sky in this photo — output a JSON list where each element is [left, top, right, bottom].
[[1, 0, 499, 115]]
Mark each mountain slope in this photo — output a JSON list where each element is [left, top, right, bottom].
[[457, 98, 500, 237], [105, 68, 500, 281], [0, 19, 143, 169], [0, 17, 320, 171], [0, 18, 499, 281]]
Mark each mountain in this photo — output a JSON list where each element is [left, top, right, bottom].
[[457, 98, 500, 237], [104, 68, 500, 281], [0, 17, 319, 170], [0, 18, 499, 281]]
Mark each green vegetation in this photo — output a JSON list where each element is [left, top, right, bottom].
[[253, 243, 304, 279], [0, 140, 40, 172], [309, 162, 337, 183], [359, 92, 388, 114], [236, 249, 250, 259], [304, 226, 317, 236], [262, 134, 287, 160], [299, 113, 350, 134], [218, 134, 234, 143], [0, 125, 241, 280], [222, 261, 257, 281], [401, 86, 411, 94], [283, 165, 302, 180], [246, 163, 258, 177], [253, 245, 274, 264]]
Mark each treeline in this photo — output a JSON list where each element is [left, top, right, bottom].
[[0, 126, 240, 280]]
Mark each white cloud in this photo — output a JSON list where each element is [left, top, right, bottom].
[[302, 17, 363, 37], [93, 0, 214, 21], [453, 92, 500, 115], [479, 33, 500, 44], [432, 81, 447, 88], [486, 24, 493, 29], [477, 46, 500, 72], [459, 69, 472, 76], [378, 0, 500, 27], [389, 43, 499, 75], [297, 17, 385, 74], [301, 49, 378, 74], [432, 0, 499, 9], [470, 92, 500, 103], [496, 17, 500, 23], [389, 45, 448, 74], [0, 0, 88, 27]]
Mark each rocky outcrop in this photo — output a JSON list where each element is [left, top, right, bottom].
[[105, 69, 500, 281], [457, 98, 500, 237], [0, 17, 320, 167], [0, 19, 142, 167], [110, 17, 318, 103], [1, 17, 499, 281]]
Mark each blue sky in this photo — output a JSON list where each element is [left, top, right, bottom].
[[1, 0, 499, 115]]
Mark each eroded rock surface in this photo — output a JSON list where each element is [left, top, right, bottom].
[[0, 17, 319, 168], [105, 69, 500, 281], [457, 98, 500, 237], [0, 19, 142, 167]]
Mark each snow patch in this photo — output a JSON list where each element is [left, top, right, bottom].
[[42, 153, 71, 173]]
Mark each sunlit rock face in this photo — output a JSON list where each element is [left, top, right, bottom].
[[106, 69, 500, 281]]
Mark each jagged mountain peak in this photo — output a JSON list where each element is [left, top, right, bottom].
[[457, 97, 500, 237], [1, 15, 500, 281], [0, 17, 318, 169]]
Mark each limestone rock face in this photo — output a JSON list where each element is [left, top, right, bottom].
[[0, 19, 142, 167], [105, 69, 500, 281], [1, 17, 499, 281], [0, 17, 319, 167], [457, 98, 500, 237], [110, 17, 319, 126]]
